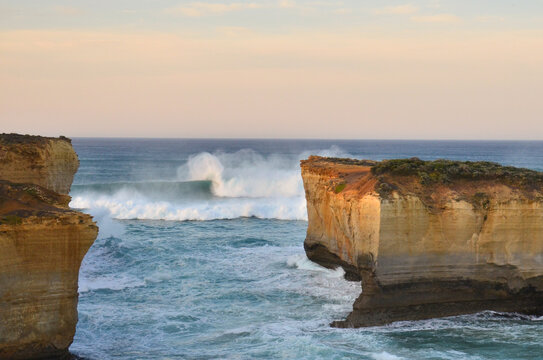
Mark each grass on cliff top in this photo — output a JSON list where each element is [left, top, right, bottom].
[[0, 133, 71, 145], [312, 157, 377, 167], [371, 158, 543, 188]]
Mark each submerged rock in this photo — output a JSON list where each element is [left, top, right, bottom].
[[301, 156, 543, 327], [0, 134, 98, 359]]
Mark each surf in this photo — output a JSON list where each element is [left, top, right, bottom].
[[71, 147, 348, 222]]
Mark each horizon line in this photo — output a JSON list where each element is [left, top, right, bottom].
[[69, 136, 543, 142], [4, 133, 543, 142]]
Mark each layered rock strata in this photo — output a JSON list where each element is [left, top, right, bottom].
[[0, 134, 98, 359], [0, 134, 78, 195], [301, 156, 543, 327]]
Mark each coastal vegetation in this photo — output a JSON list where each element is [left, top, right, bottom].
[[371, 158, 543, 189], [334, 183, 346, 193], [0, 214, 22, 225]]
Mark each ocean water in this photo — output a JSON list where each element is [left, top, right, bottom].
[[69, 139, 543, 360]]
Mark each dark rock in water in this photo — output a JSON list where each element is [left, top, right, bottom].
[[301, 156, 543, 328]]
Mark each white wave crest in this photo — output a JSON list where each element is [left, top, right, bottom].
[[71, 195, 307, 221], [179, 149, 303, 198], [71, 146, 349, 222]]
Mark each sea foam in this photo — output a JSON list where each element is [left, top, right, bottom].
[[70, 146, 349, 222]]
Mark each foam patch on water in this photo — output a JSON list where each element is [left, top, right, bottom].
[[370, 352, 404, 360], [71, 195, 308, 221], [144, 269, 174, 284], [284, 252, 361, 315], [87, 207, 125, 239], [287, 254, 345, 278], [79, 274, 145, 293]]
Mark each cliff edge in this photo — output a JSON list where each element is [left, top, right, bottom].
[[0, 134, 98, 359], [0, 134, 78, 195], [301, 156, 543, 327]]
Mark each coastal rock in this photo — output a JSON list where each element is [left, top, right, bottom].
[[0, 134, 79, 195], [0, 134, 98, 359], [301, 156, 543, 327]]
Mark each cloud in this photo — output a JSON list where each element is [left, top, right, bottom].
[[217, 26, 252, 36], [411, 13, 461, 23], [165, 0, 347, 17], [476, 15, 505, 23], [372, 4, 418, 15], [2, 29, 543, 139], [427, 0, 441, 9], [333, 8, 351, 15], [166, 2, 263, 17], [278, 0, 296, 8], [53, 6, 83, 16]]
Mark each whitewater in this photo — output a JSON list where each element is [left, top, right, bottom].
[[71, 146, 349, 222], [70, 139, 543, 360]]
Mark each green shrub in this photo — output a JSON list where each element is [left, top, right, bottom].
[[23, 187, 40, 198], [334, 183, 346, 193], [372, 158, 543, 188], [377, 182, 394, 197], [1, 215, 22, 225], [472, 192, 490, 209]]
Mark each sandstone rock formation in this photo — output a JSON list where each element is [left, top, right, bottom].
[[0, 134, 98, 359], [301, 156, 543, 327], [0, 134, 78, 195]]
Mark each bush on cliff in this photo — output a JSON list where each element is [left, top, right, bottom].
[[0, 214, 22, 225], [334, 183, 346, 193], [371, 158, 543, 190]]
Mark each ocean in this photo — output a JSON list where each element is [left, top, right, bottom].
[[69, 139, 543, 360]]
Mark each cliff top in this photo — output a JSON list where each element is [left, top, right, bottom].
[[301, 156, 543, 208], [0, 133, 71, 145], [0, 133, 78, 194], [371, 157, 543, 189]]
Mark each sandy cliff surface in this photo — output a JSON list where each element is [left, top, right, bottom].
[[0, 134, 98, 359], [301, 156, 543, 327], [0, 134, 78, 195]]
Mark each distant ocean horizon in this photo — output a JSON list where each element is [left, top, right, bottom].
[[72, 137, 543, 141], [70, 138, 543, 359]]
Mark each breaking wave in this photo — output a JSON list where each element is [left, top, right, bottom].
[[72, 180, 213, 201], [70, 146, 349, 222]]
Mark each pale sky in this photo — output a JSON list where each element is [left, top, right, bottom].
[[1, 1, 542, 139]]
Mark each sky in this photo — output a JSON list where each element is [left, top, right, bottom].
[[1, 1, 542, 139]]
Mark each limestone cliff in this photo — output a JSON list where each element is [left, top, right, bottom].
[[0, 134, 98, 359], [301, 156, 543, 327], [0, 134, 79, 195]]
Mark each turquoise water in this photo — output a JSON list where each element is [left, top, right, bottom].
[[70, 139, 543, 359]]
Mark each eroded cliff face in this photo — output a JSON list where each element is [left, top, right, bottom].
[[0, 134, 98, 359], [301, 156, 543, 327], [0, 134, 79, 195]]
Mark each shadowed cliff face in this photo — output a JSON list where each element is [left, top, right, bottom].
[[0, 134, 98, 360], [301, 156, 543, 327]]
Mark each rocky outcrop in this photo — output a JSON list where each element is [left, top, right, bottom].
[[0, 134, 98, 359], [301, 156, 543, 327], [0, 134, 79, 195]]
